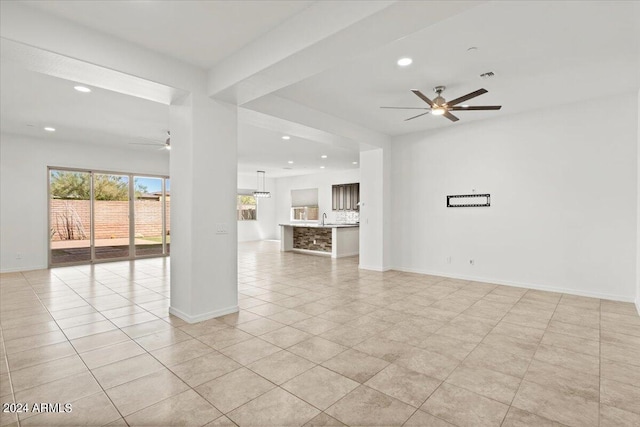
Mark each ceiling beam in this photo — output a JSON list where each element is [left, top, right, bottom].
[[1, 39, 186, 105], [243, 94, 390, 150], [208, 0, 483, 105], [0, 1, 206, 93]]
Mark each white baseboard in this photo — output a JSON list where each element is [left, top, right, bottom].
[[333, 251, 359, 259], [393, 265, 636, 303], [292, 248, 331, 257], [636, 295, 640, 316], [0, 264, 47, 274], [169, 305, 238, 324], [359, 264, 392, 272]]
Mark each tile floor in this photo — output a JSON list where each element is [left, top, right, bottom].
[[1, 241, 639, 426]]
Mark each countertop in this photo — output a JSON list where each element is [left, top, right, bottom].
[[279, 223, 359, 229]]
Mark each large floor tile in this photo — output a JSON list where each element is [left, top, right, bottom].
[[523, 359, 599, 401], [125, 389, 221, 427], [321, 348, 388, 383], [365, 364, 440, 407], [422, 383, 509, 427], [150, 338, 214, 366], [10, 354, 87, 392], [20, 391, 121, 426], [79, 339, 145, 369], [227, 387, 320, 426], [288, 336, 348, 364], [600, 404, 640, 427], [325, 385, 416, 427], [247, 350, 315, 385], [404, 410, 455, 426], [105, 369, 189, 416], [282, 366, 359, 410], [195, 367, 275, 413], [600, 378, 640, 415], [171, 352, 241, 387], [511, 380, 599, 427], [219, 337, 281, 365], [501, 407, 565, 427], [14, 372, 102, 414], [445, 364, 521, 404], [91, 353, 165, 389]]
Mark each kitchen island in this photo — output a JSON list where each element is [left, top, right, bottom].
[[279, 223, 359, 258]]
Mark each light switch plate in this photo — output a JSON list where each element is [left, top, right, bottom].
[[216, 223, 228, 234]]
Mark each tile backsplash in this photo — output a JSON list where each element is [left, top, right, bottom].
[[335, 211, 359, 224]]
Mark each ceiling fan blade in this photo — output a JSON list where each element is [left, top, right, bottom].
[[404, 111, 431, 121], [411, 90, 434, 107], [380, 106, 430, 110], [449, 105, 502, 111], [446, 88, 488, 106], [442, 111, 460, 122]]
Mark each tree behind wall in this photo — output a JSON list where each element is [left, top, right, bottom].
[[50, 171, 148, 240], [50, 171, 147, 200]]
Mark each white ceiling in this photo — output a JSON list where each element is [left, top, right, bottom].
[[0, 64, 359, 176], [273, 1, 640, 136], [0, 64, 171, 149], [22, 0, 314, 69], [238, 124, 359, 178], [2, 1, 638, 178]]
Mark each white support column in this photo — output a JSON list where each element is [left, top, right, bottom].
[[169, 93, 238, 323], [359, 147, 391, 271]]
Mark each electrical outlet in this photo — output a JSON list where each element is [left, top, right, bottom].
[[215, 223, 228, 234], [313, 239, 317, 244], [16, 252, 22, 260], [446, 256, 451, 264], [469, 259, 475, 266]]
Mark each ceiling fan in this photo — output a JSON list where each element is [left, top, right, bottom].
[[381, 86, 501, 122], [128, 131, 171, 150]]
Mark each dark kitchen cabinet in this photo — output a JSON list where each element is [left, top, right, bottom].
[[332, 183, 359, 211]]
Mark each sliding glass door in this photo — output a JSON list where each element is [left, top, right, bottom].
[[134, 176, 164, 257], [49, 170, 92, 264], [49, 168, 170, 266], [94, 173, 130, 260]]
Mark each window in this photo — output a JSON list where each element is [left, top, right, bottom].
[[237, 194, 257, 220], [291, 206, 318, 221], [291, 188, 318, 221]]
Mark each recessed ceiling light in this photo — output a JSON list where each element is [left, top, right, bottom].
[[282, 135, 290, 140], [44, 127, 56, 132], [352, 161, 358, 165], [74, 85, 91, 93], [321, 155, 327, 159], [397, 57, 413, 67], [288, 160, 294, 164], [320, 166, 325, 169]]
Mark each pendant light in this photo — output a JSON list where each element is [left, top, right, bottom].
[[253, 170, 271, 198]]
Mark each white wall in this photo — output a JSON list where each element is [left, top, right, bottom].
[[391, 92, 638, 302], [0, 133, 169, 272], [637, 89, 640, 313], [273, 169, 360, 237], [237, 174, 277, 242]]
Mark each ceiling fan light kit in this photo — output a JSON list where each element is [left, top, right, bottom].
[[382, 85, 502, 123]]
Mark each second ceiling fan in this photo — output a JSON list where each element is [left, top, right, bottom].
[[382, 86, 501, 122]]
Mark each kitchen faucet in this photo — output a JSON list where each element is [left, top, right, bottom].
[[322, 212, 327, 226]]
